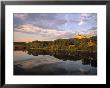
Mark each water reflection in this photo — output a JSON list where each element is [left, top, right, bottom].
[[26, 49, 97, 67], [14, 49, 97, 75]]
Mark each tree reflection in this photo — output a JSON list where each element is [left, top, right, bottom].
[[26, 49, 97, 67]]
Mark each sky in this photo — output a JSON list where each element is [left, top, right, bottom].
[[14, 13, 97, 42]]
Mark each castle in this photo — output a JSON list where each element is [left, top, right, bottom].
[[74, 34, 91, 39]]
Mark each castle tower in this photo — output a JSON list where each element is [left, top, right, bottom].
[[74, 33, 86, 39]]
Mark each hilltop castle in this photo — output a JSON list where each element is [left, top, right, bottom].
[[74, 34, 91, 39]]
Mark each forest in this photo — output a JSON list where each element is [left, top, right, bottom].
[[14, 36, 97, 53]]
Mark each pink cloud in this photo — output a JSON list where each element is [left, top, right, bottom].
[[14, 24, 74, 41], [14, 37, 33, 43], [80, 13, 90, 17], [15, 24, 70, 37], [16, 24, 41, 33], [74, 30, 97, 37]]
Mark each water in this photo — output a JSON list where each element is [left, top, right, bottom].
[[14, 50, 97, 75]]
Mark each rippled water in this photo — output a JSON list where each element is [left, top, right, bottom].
[[14, 51, 97, 75]]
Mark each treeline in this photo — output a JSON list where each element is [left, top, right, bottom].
[[14, 36, 97, 52], [14, 42, 27, 45]]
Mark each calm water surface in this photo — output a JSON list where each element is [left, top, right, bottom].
[[14, 51, 97, 75]]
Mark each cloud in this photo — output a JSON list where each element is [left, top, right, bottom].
[[13, 13, 97, 41], [78, 14, 88, 26], [89, 27, 97, 30], [15, 24, 41, 33], [86, 30, 97, 36], [14, 37, 33, 42], [14, 13, 28, 19], [80, 13, 90, 17], [74, 29, 97, 37], [13, 13, 97, 33], [78, 13, 94, 26], [14, 24, 72, 40], [78, 20, 84, 26]]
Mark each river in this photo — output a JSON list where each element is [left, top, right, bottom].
[[14, 50, 97, 75]]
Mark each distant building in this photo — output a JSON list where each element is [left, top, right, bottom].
[[74, 34, 91, 39]]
